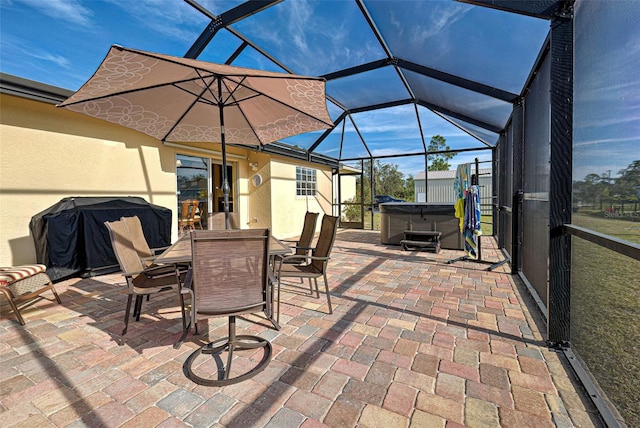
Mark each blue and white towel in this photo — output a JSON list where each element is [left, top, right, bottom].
[[463, 185, 482, 259]]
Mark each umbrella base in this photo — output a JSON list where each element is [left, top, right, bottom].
[[183, 332, 272, 386]]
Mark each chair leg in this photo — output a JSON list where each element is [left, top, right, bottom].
[[276, 279, 281, 324], [300, 277, 313, 296], [134, 295, 143, 321], [132, 295, 139, 319], [192, 299, 198, 335], [47, 282, 62, 304], [323, 273, 333, 314], [1, 276, 62, 326], [174, 282, 195, 350], [7, 300, 26, 325], [122, 294, 133, 335], [179, 292, 187, 331], [267, 292, 280, 331], [0, 288, 26, 325]]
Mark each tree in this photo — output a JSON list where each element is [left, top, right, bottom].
[[401, 174, 415, 201], [573, 173, 602, 208], [427, 135, 457, 171], [356, 159, 408, 202], [374, 161, 405, 196], [615, 160, 640, 201], [582, 173, 605, 208], [575, 162, 640, 211], [343, 159, 415, 220]]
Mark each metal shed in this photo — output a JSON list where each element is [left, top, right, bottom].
[[414, 168, 492, 205]]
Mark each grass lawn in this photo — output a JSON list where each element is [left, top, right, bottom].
[[572, 211, 640, 244], [570, 212, 640, 426]]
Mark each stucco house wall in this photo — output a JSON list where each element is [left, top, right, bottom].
[[269, 157, 333, 241], [0, 77, 335, 268], [1, 93, 177, 265]]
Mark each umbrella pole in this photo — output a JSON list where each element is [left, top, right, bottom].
[[218, 79, 231, 230]]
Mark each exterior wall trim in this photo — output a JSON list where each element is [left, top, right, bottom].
[[0, 73, 72, 104]]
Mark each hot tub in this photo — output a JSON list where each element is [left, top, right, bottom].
[[379, 203, 463, 250]]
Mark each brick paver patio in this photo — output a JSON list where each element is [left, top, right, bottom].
[[1, 230, 604, 427]]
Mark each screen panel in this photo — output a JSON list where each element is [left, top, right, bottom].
[[521, 54, 551, 309]]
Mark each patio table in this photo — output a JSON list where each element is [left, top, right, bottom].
[[154, 233, 291, 264], [154, 232, 290, 344]]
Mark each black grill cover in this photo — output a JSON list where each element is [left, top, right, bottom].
[[30, 197, 172, 281]]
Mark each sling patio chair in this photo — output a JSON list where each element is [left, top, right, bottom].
[[120, 215, 169, 264], [276, 214, 338, 323], [181, 228, 274, 386], [280, 211, 318, 262], [105, 219, 187, 338], [120, 215, 188, 277]]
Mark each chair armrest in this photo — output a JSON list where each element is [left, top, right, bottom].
[[139, 264, 183, 279], [278, 254, 310, 264], [122, 269, 147, 277], [151, 246, 170, 255], [144, 264, 175, 274], [277, 255, 330, 276], [306, 255, 330, 262], [278, 254, 330, 266], [279, 239, 299, 245]]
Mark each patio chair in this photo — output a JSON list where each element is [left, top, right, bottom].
[[121, 215, 169, 266], [0, 264, 61, 325], [276, 214, 338, 323], [105, 219, 186, 337], [280, 211, 319, 262], [181, 228, 274, 386], [178, 199, 201, 232], [193, 203, 205, 230], [120, 215, 188, 278]]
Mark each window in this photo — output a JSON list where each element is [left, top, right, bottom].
[[296, 166, 317, 196]]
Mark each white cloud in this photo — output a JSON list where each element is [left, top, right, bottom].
[[20, 0, 94, 26], [30, 50, 70, 68], [574, 136, 640, 148], [411, 4, 469, 44], [0, 33, 70, 69], [283, 0, 313, 52], [247, 0, 381, 74], [104, 0, 203, 42]]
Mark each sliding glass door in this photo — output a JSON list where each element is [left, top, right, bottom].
[[176, 154, 236, 231]]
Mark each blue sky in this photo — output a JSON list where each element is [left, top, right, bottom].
[[0, 0, 582, 179], [0, 0, 208, 90], [573, 1, 640, 182]]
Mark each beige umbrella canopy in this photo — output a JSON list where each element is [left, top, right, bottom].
[[58, 45, 333, 227]]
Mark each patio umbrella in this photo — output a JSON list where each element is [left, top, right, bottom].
[[58, 45, 333, 229]]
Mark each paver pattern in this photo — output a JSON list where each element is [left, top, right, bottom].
[[0, 230, 603, 427]]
